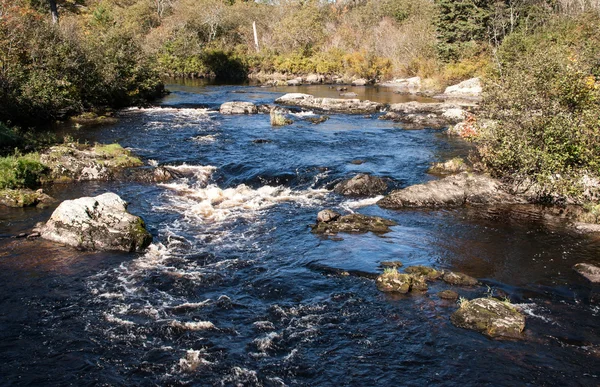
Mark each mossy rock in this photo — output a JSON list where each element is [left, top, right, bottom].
[[409, 274, 428, 292], [380, 261, 403, 269], [0, 189, 55, 208], [451, 297, 525, 339], [405, 265, 442, 280], [376, 270, 412, 293]]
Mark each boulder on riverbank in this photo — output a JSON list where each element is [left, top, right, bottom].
[[38, 192, 152, 252], [378, 172, 522, 209], [311, 210, 396, 234], [275, 93, 383, 114], [440, 77, 482, 99], [40, 143, 143, 183], [0, 188, 55, 208], [333, 174, 388, 197], [451, 297, 525, 339], [219, 101, 258, 115], [573, 263, 600, 283], [380, 77, 422, 94]]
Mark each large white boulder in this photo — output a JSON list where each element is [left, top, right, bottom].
[[444, 77, 482, 97], [39, 192, 152, 252]]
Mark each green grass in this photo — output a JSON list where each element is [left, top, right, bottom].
[[0, 152, 47, 189]]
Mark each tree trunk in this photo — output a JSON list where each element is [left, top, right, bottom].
[[48, 0, 59, 24]]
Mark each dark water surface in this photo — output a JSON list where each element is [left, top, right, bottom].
[[1, 83, 599, 386]]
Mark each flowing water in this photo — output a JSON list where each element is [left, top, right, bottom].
[[1, 82, 599, 386]]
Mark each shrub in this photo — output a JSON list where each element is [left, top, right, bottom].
[[475, 14, 600, 200]]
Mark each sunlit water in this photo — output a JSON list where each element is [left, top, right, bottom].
[[1, 83, 599, 386]]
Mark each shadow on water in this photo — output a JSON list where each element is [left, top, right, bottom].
[[0, 82, 599, 386]]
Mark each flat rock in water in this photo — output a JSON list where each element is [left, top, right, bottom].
[[219, 101, 258, 115], [380, 261, 403, 269], [275, 93, 382, 114], [334, 174, 388, 197], [378, 172, 522, 209], [39, 192, 152, 252], [573, 263, 600, 283], [312, 213, 396, 235], [442, 271, 478, 286], [316, 209, 341, 223], [451, 297, 525, 339]]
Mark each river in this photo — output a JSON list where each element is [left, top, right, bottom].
[[0, 81, 599, 386]]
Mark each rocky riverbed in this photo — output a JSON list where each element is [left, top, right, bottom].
[[1, 81, 599, 386]]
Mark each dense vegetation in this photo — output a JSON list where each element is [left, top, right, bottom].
[[476, 12, 600, 200]]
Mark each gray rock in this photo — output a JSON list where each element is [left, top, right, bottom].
[[312, 213, 396, 235], [380, 102, 471, 129], [443, 77, 482, 98], [340, 92, 358, 97], [219, 102, 258, 115], [334, 174, 388, 197], [451, 297, 525, 339], [0, 188, 55, 208], [317, 209, 341, 223], [39, 192, 152, 252], [378, 173, 522, 209], [573, 263, 600, 283], [276, 93, 382, 114], [442, 271, 478, 286], [380, 76, 421, 94], [286, 78, 303, 86], [380, 261, 403, 269]]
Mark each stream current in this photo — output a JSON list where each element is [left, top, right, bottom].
[[0, 81, 599, 386]]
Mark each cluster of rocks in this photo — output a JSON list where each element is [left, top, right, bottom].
[[251, 72, 373, 87], [375, 264, 526, 339], [311, 210, 396, 235]]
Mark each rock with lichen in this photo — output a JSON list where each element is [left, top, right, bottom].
[[38, 192, 152, 252], [451, 297, 525, 339], [334, 174, 388, 197], [376, 269, 413, 293], [0, 188, 55, 208], [573, 263, 600, 283]]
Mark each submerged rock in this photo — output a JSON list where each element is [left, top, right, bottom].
[[334, 174, 388, 197], [438, 290, 459, 300], [312, 212, 396, 235], [219, 101, 258, 115], [38, 192, 152, 252], [126, 166, 183, 183], [442, 271, 478, 286], [380, 261, 403, 269], [404, 265, 443, 281], [378, 172, 521, 209], [40, 143, 142, 183], [0, 188, 55, 208], [451, 297, 525, 339], [306, 115, 329, 124], [275, 93, 382, 114], [573, 263, 600, 283]]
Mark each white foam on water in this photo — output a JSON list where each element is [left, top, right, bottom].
[[178, 349, 213, 372], [252, 332, 280, 352], [291, 110, 316, 117], [104, 313, 135, 326], [341, 195, 384, 211], [515, 303, 557, 325], [192, 134, 218, 143], [161, 182, 329, 223], [171, 320, 216, 331]]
